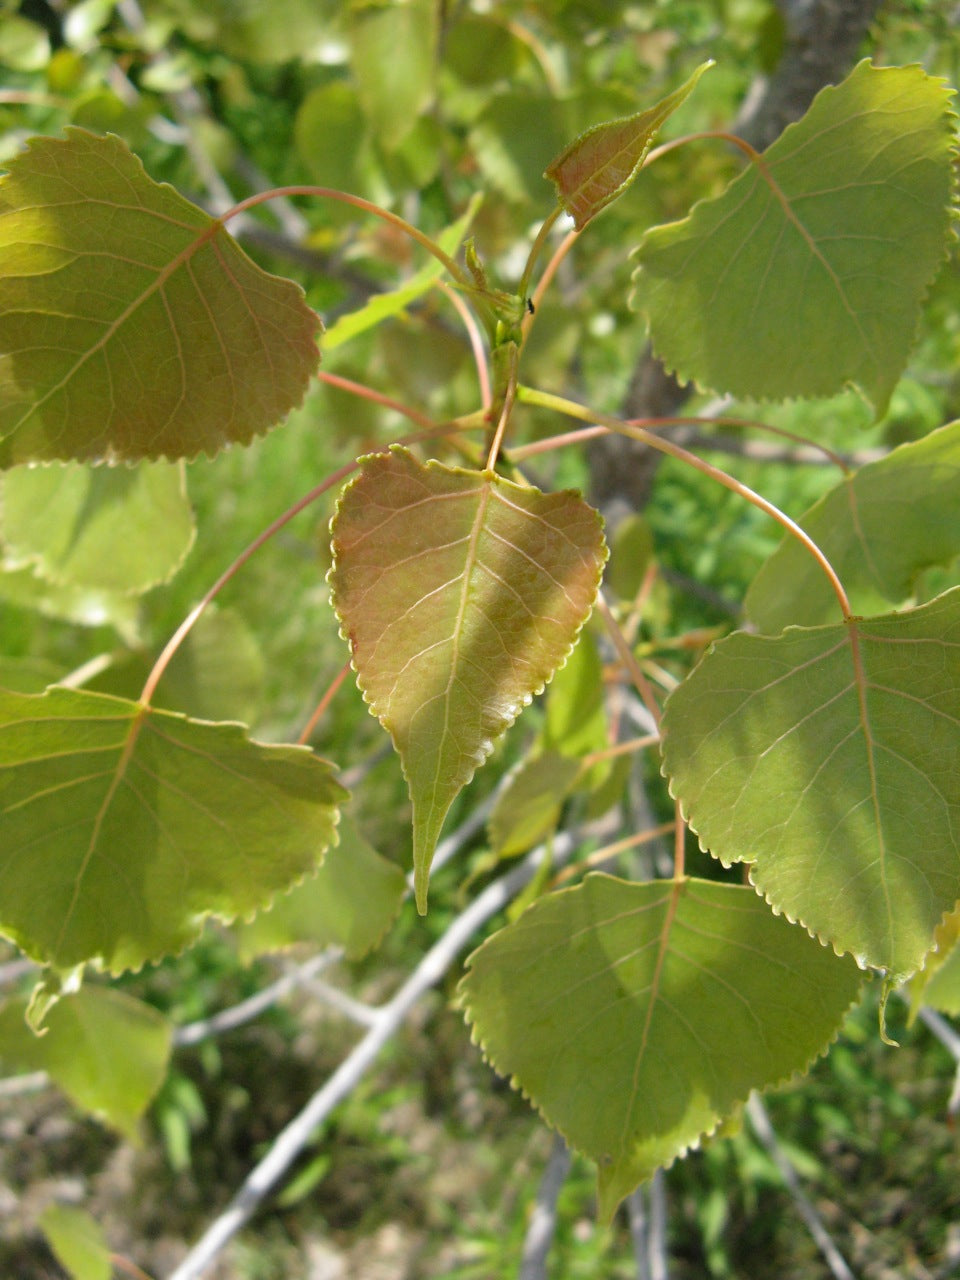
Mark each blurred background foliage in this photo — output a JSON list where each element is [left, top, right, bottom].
[[0, 0, 958, 1276]]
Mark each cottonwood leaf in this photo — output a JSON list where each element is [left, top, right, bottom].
[[545, 61, 712, 229], [662, 589, 960, 979], [0, 985, 171, 1140], [347, 0, 437, 152], [329, 447, 606, 912], [233, 815, 405, 962], [39, 1204, 111, 1280], [908, 904, 960, 1016], [746, 422, 960, 632], [488, 751, 582, 858], [0, 460, 195, 594], [0, 563, 139, 638], [0, 686, 346, 972], [461, 873, 861, 1219], [631, 62, 957, 416], [0, 129, 320, 465], [322, 195, 480, 351]]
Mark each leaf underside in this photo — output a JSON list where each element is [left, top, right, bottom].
[[631, 62, 957, 415], [0, 686, 346, 972], [662, 588, 960, 979], [0, 129, 320, 465], [328, 447, 607, 911], [461, 873, 862, 1219], [746, 420, 960, 632]]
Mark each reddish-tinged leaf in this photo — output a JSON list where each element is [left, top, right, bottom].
[[329, 448, 606, 911], [0, 129, 320, 465], [544, 62, 712, 229]]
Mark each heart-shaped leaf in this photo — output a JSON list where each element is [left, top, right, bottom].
[[0, 460, 195, 594], [0, 686, 346, 972], [329, 447, 606, 911], [545, 61, 712, 229], [631, 62, 957, 415], [0, 985, 171, 1140], [662, 588, 960, 979], [0, 129, 320, 465], [746, 421, 960, 632], [461, 873, 862, 1219]]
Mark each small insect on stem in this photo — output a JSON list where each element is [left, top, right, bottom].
[[526, 297, 536, 315]]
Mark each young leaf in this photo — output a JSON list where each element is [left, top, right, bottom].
[[460, 873, 862, 1220], [0, 986, 171, 1140], [746, 421, 960, 633], [329, 447, 607, 912], [233, 815, 405, 962], [0, 460, 195, 594], [631, 62, 957, 416], [0, 686, 346, 972], [544, 61, 713, 229], [661, 588, 960, 979], [0, 129, 320, 465], [39, 1204, 111, 1280], [322, 194, 481, 351]]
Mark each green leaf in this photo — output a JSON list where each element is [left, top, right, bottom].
[[0, 986, 172, 1140], [39, 1204, 111, 1280], [329, 447, 606, 912], [470, 92, 570, 205], [0, 460, 195, 594], [631, 62, 957, 416], [545, 61, 712, 229], [0, 15, 51, 71], [661, 589, 960, 979], [322, 195, 481, 351], [233, 815, 405, 962], [746, 422, 960, 632], [347, 0, 437, 152], [908, 905, 960, 1016], [0, 129, 320, 466], [488, 751, 582, 858], [0, 564, 140, 640], [461, 873, 862, 1219], [0, 686, 346, 972]]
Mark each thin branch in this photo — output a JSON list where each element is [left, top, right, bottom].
[[519, 1133, 572, 1280], [915, 1006, 960, 1119], [648, 1169, 669, 1280], [745, 1093, 856, 1280], [173, 951, 340, 1049], [0, 1070, 49, 1098], [626, 1187, 652, 1280], [166, 819, 609, 1280]]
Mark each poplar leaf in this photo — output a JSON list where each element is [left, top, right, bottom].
[[746, 421, 960, 632], [233, 815, 405, 961], [631, 62, 957, 416], [661, 589, 960, 979], [461, 874, 861, 1219], [0, 986, 171, 1140], [0, 460, 195, 594], [545, 61, 713, 229], [488, 751, 581, 857], [39, 1204, 111, 1280], [0, 129, 320, 465], [329, 448, 606, 911], [0, 686, 346, 972]]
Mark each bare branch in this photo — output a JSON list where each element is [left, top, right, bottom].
[[745, 1093, 856, 1280], [519, 1134, 572, 1280]]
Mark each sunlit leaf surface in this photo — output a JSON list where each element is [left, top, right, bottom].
[[0, 460, 195, 594], [0, 986, 171, 1139], [329, 447, 606, 910], [746, 422, 960, 632], [39, 1204, 111, 1280], [0, 686, 345, 971], [0, 129, 320, 465], [631, 62, 957, 415], [545, 62, 712, 228], [461, 874, 861, 1218], [662, 589, 960, 978]]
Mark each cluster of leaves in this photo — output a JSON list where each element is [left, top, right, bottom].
[[1, 2, 960, 1274]]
